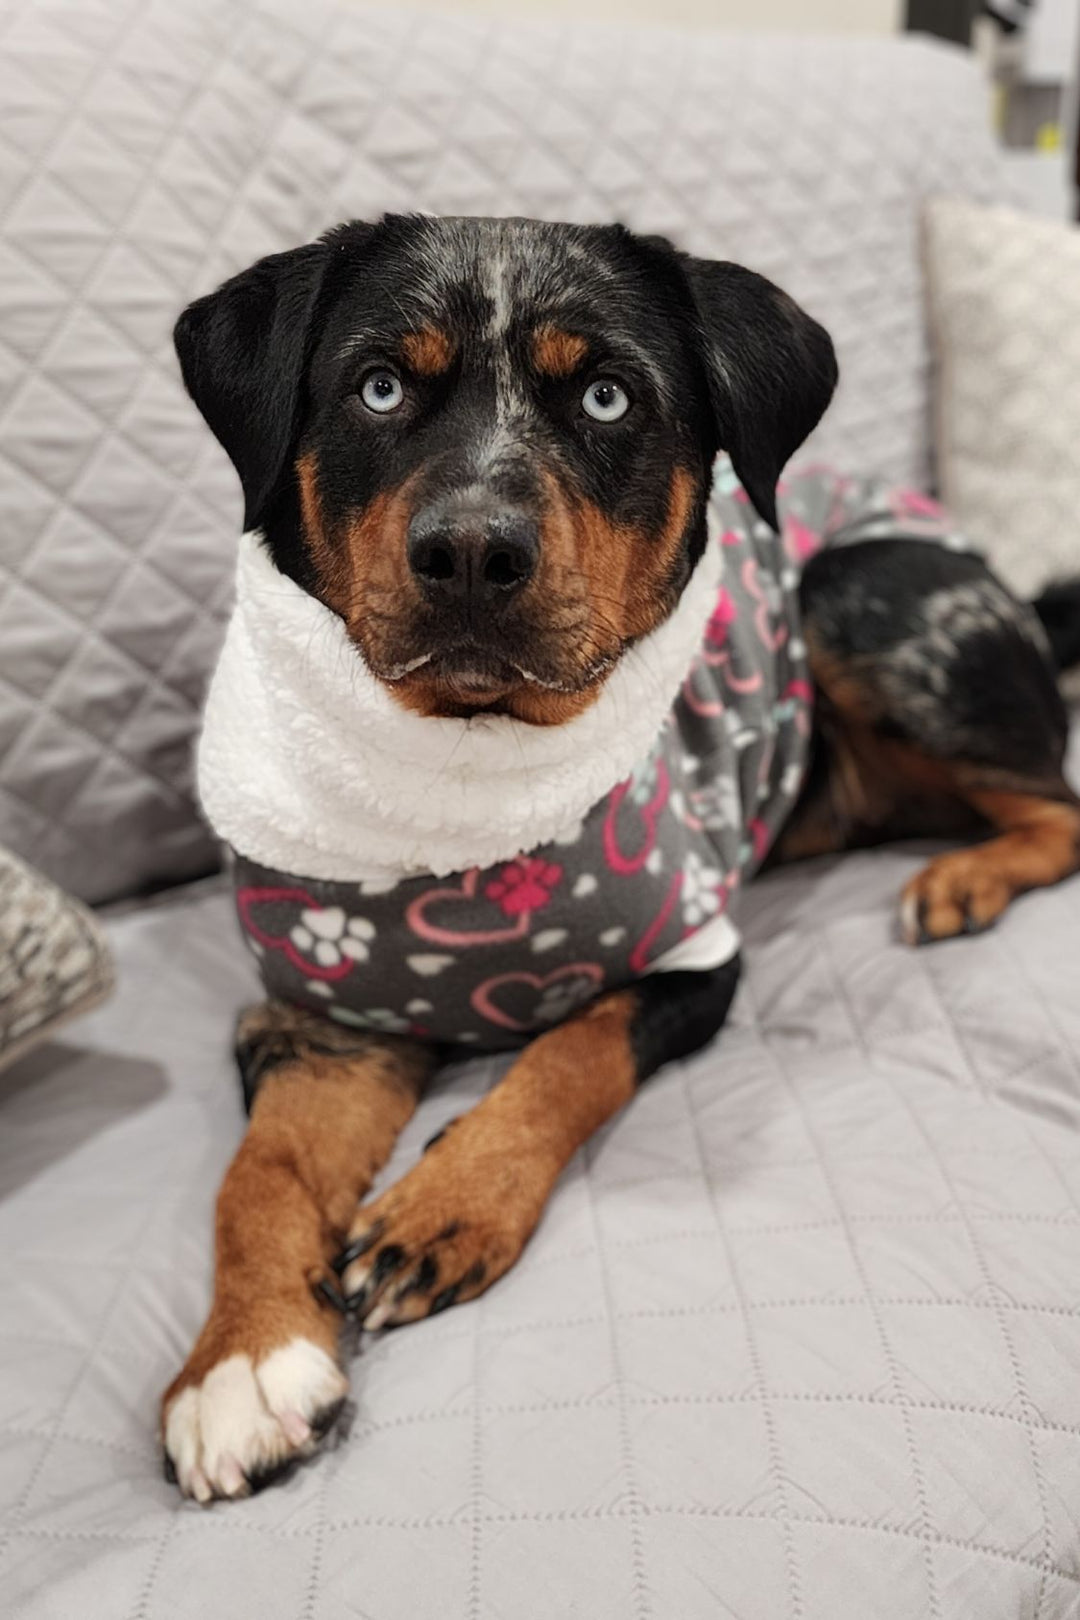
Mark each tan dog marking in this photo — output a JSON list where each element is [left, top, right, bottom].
[[296, 448, 344, 606], [339, 989, 641, 1325], [531, 324, 588, 378], [565, 463, 697, 640], [297, 448, 421, 659], [901, 791, 1080, 942], [401, 325, 455, 376]]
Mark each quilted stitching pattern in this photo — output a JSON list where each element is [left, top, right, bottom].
[[1, 827, 1080, 1617], [0, 1, 1005, 902]]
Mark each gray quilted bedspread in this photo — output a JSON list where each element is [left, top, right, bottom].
[[0, 0, 1005, 903], [3, 817, 1080, 1618]]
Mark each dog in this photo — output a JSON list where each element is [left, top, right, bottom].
[[162, 214, 1080, 1502]]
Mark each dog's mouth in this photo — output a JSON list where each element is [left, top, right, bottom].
[[368, 637, 623, 716]]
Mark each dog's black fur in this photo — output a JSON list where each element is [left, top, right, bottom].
[[1034, 579, 1080, 673]]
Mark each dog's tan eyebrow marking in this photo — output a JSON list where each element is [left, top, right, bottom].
[[400, 326, 455, 376], [531, 325, 588, 378]]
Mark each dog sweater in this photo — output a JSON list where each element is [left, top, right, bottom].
[[199, 458, 959, 1048]]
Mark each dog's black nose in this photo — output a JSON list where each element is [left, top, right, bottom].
[[407, 506, 538, 604]]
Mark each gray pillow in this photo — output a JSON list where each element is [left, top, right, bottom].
[[0, 847, 114, 1073]]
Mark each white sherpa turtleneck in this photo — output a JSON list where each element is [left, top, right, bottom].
[[198, 524, 724, 885]]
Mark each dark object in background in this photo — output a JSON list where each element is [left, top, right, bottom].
[[906, 0, 981, 45], [982, 0, 1036, 34], [1033, 579, 1080, 671], [904, 0, 1038, 44]]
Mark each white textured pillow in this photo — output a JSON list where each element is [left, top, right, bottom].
[[924, 197, 1080, 597], [0, 847, 113, 1073]]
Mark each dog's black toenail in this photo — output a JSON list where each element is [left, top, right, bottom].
[[396, 1254, 439, 1302], [333, 1221, 385, 1274], [429, 1258, 486, 1317], [371, 1244, 407, 1286], [310, 1395, 348, 1440], [312, 1274, 350, 1313], [163, 1453, 177, 1485], [247, 1455, 301, 1495]]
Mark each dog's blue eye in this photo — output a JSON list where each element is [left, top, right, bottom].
[[582, 379, 629, 422], [361, 369, 405, 414]]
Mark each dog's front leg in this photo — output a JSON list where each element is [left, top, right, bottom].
[[161, 1003, 434, 1502], [337, 960, 741, 1328]]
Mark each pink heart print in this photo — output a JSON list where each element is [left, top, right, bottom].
[[683, 581, 763, 710], [628, 870, 683, 975], [405, 863, 557, 948], [471, 962, 606, 1032], [603, 758, 670, 875]]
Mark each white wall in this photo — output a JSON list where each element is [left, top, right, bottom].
[[1023, 0, 1080, 85], [405, 0, 903, 31]]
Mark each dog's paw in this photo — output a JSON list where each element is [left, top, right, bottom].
[[333, 1128, 541, 1330], [900, 853, 1012, 945], [162, 1338, 348, 1502]]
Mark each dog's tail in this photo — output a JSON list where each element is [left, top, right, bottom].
[[1032, 579, 1080, 672]]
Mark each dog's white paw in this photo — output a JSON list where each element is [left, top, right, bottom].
[[163, 1338, 348, 1502]]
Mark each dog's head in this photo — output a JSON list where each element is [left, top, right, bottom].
[[177, 215, 836, 722]]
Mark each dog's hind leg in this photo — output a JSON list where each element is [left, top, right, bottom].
[[777, 537, 1080, 943], [898, 787, 1080, 944]]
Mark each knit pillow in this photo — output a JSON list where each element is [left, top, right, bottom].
[[923, 197, 1080, 598], [0, 846, 114, 1072]]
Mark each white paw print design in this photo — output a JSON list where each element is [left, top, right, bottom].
[[289, 906, 375, 968], [536, 973, 599, 1025], [691, 773, 740, 834], [681, 851, 723, 928], [328, 1005, 412, 1033]]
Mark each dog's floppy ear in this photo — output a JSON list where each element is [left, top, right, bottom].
[[174, 241, 330, 532], [681, 259, 838, 530]]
